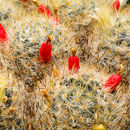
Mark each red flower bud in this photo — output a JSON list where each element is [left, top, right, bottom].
[[0, 23, 8, 45], [104, 74, 122, 93], [39, 5, 52, 17], [68, 56, 80, 73], [113, 0, 120, 11], [39, 41, 51, 63]]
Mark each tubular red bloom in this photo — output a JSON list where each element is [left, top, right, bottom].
[[0, 23, 8, 45], [39, 5, 52, 17], [39, 41, 51, 64], [113, 0, 120, 11], [104, 74, 122, 93], [68, 56, 80, 73]]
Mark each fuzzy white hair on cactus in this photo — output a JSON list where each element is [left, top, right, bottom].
[[119, 0, 128, 6]]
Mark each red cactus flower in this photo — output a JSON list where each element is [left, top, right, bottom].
[[113, 0, 120, 11], [68, 48, 80, 73], [68, 56, 80, 73], [39, 5, 52, 17], [0, 23, 8, 45], [39, 36, 51, 64], [104, 74, 122, 93]]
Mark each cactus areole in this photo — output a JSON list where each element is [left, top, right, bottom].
[[39, 37, 51, 64], [0, 23, 8, 45], [39, 5, 52, 17], [104, 74, 122, 93], [68, 48, 80, 73], [113, 0, 120, 11]]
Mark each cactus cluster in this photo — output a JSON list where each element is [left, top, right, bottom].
[[75, 4, 129, 84], [0, 7, 74, 85], [90, 13, 129, 86], [3, 69, 128, 129], [0, 0, 129, 130], [0, 74, 24, 129]]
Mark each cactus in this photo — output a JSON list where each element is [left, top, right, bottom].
[[4, 70, 128, 129], [0, 0, 129, 129], [92, 17, 129, 82], [1, 12, 74, 86], [76, 3, 129, 82], [0, 73, 24, 129]]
